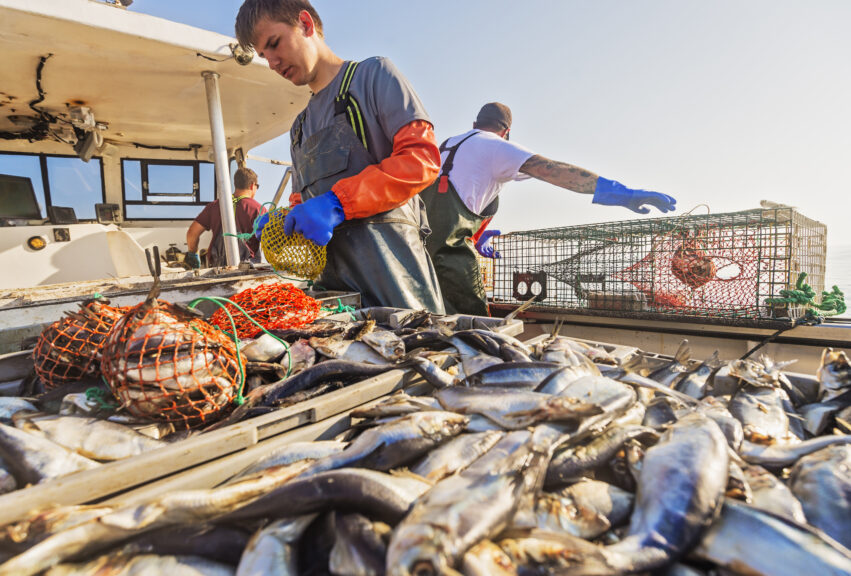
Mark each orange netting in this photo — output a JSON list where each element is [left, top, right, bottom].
[[208, 283, 320, 339], [32, 298, 127, 390], [616, 228, 759, 312], [101, 299, 241, 429]]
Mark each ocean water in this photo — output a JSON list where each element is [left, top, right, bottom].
[[825, 243, 851, 319]]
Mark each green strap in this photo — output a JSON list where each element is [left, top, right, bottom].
[[335, 61, 368, 150]]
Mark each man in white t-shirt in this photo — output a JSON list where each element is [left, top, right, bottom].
[[420, 102, 676, 315]]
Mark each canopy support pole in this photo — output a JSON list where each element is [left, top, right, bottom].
[[202, 70, 239, 267]]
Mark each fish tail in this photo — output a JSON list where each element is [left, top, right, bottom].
[[674, 339, 692, 365]]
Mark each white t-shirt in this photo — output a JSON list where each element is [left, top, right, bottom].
[[440, 129, 535, 215]]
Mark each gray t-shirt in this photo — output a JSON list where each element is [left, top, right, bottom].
[[292, 57, 431, 163]]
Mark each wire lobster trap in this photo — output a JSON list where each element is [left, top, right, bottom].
[[491, 207, 827, 327]]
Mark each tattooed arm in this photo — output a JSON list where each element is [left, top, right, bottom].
[[519, 155, 599, 195]]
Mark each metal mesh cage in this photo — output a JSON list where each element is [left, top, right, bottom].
[[491, 207, 827, 327]]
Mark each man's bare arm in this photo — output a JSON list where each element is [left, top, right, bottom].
[[186, 221, 206, 252], [519, 155, 599, 195]]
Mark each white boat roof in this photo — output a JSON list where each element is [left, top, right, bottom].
[[0, 0, 310, 154]]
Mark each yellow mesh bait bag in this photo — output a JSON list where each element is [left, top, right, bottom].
[[260, 207, 326, 280]]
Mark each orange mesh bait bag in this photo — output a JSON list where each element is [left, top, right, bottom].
[[208, 283, 320, 339], [101, 299, 241, 429], [260, 207, 327, 280], [32, 298, 127, 390]]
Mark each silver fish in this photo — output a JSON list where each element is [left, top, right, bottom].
[[45, 553, 235, 576], [387, 431, 538, 575], [535, 360, 604, 396], [556, 337, 618, 365], [514, 479, 634, 539], [303, 411, 468, 476], [448, 335, 503, 378], [0, 398, 38, 422], [647, 339, 692, 387], [308, 336, 390, 365], [223, 468, 431, 525], [0, 423, 99, 486], [236, 515, 316, 576], [436, 387, 601, 430], [240, 333, 288, 362], [361, 330, 406, 361], [546, 425, 658, 487], [464, 362, 563, 389], [0, 457, 16, 495], [15, 414, 164, 461], [462, 540, 518, 576], [818, 349, 851, 402], [497, 530, 601, 574], [407, 356, 461, 389], [674, 351, 723, 399], [555, 413, 729, 575], [329, 512, 390, 576], [729, 385, 802, 445], [789, 444, 851, 549], [0, 461, 311, 576], [693, 501, 851, 576], [743, 465, 806, 522], [740, 435, 851, 469], [278, 338, 316, 376], [411, 431, 504, 481], [351, 392, 441, 420], [227, 440, 347, 482]]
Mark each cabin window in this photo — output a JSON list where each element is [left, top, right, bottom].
[[45, 157, 105, 220], [122, 159, 216, 220], [0, 152, 104, 221]]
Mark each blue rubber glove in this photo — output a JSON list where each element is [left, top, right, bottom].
[[253, 211, 270, 239], [283, 191, 345, 246], [475, 229, 502, 259], [592, 176, 676, 214], [185, 251, 201, 269]]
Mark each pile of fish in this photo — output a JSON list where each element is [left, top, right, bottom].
[[0, 308, 497, 494], [0, 311, 850, 575]]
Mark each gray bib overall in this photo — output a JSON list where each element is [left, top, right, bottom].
[[290, 62, 444, 313]]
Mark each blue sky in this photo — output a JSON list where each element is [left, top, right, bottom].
[[129, 0, 851, 248]]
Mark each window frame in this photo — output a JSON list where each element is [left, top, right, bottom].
[[121, 158, 217, 221], [0, 151, 106, 222]]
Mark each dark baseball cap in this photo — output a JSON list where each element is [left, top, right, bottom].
[[476, 102, 512, 130]]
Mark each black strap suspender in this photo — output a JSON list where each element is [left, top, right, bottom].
[[334, 61, 369, 150], [436, 131, 478, 193]]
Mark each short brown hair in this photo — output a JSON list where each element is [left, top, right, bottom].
[[235, 0, 324, 50], [233, 166, 258, 190]]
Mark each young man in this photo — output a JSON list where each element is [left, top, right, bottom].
[[186, 166, 263, 268], [421, 102, 677, 315], [236, 0, 444, 312]]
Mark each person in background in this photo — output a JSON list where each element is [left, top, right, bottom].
[[186, 166, 263, 268], [236, 0, 444, 312], [421, 102, 677, 316]]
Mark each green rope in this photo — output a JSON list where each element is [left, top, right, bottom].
[[87, 385, 118, 410], [320, 297, 356, 321], [224, 201, 280, 242], [188, 296, 293, 405], [765, 272, 847, 318]]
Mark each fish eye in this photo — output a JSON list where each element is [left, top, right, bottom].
[[411, 561, 437, 576]]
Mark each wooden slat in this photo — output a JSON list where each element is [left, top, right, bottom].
[[0, 365, 420, 525]]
